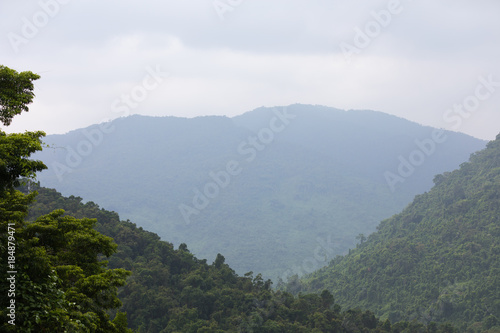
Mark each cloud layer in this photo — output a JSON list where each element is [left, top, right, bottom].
[[1, 0, 499, 139]]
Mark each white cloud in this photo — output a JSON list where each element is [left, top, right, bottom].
[[1, 0, 499, 140]]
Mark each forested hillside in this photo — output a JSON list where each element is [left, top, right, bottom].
[[24, 184, 459, 332], [34, 104, 486, 279], [293, 133, 500, 332]]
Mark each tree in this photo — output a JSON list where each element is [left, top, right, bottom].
[[0, 66, 46, 192], [356, 233, 366, 245], [0, 130, 46, 193], [0, 65, 131, 332], [0, 65, 40, 126]]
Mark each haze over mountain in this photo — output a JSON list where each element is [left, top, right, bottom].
[[34, 104, 486, 279], [294, 133, 500, 330]]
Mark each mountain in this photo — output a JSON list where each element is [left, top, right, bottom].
[[34, 104, 486, 279], [293, 133, 500, 331], [24, 184, 459, 332]]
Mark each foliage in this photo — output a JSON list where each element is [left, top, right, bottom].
[[294, 133, 500, 332], [0, 131, 47, 193], [0, 191, 131, 331], [0, 65, 40, 126], [0, 65, 46, 192], [0, 65, 131, 332]]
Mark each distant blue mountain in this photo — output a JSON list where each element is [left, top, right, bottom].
[[34, 104, 486, 280]]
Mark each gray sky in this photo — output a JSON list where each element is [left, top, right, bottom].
[[2, 0, 499, 140]]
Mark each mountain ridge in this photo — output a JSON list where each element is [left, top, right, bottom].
[[33, 104, 487, 280]]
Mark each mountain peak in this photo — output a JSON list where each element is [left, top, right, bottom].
[[34, 105, 486, 280]]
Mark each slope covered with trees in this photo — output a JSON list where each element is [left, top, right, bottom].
[[24, 184, 459, 332], [293, 133, 500, 332], [34, 105, 486, 279]]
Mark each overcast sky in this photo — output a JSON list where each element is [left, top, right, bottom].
[[1, 0, 499, 140]]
